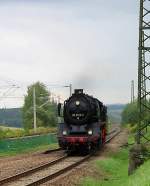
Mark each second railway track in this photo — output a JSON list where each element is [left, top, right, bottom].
[[0, 128, 120, 186]]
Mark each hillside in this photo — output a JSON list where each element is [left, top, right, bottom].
[[107, 104, 126, 124], [0, 104, 126, 128], [0, 108, 23, 128]]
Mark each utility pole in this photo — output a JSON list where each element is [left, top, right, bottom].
[[69, 84, 72, 97], [49, 91, 52, 102], [57, 95, 61, 104], [33, 86, 37, 132], [131, 80, 135, 104], [64, 84, 72, 97]]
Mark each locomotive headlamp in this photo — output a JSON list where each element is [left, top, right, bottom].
[[75, 101, 80, 106], [63, 130, 67, 135], [88, 130, 93, 135]]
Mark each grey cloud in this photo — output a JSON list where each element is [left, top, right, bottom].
[[0, 0, 139, 106]]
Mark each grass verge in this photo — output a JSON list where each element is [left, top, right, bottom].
[[0, 143, 58, 157], [82, 148, 150, 186]]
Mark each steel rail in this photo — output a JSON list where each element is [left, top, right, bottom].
[[44, 147, 62, 154], [106, 129, 121, 143], [0, 128, 120, 186], [107, 127, 120, 136], [0, 155, 67, 185], [27, 129, 121, 186]]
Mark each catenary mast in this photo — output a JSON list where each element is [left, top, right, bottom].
[[128, 0, 150, 175], [137, 0, 150, 144]]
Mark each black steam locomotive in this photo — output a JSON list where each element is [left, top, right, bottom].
[[57, 89, 107, 153]]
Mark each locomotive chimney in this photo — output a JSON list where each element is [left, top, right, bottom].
[[74, 89, 83, 94]]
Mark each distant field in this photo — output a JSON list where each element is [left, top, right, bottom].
[[0, 126, 23, 130], [0, 126, 56, 139]]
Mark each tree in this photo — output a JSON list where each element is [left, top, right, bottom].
[[122, 100, 150, 126], [121, 102, 138, 126], [22, 82, 57, 129]]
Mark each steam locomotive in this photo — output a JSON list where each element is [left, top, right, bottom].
[[57, 89, 108, 153]]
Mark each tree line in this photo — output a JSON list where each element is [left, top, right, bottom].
[[121, 100, 150, 126]]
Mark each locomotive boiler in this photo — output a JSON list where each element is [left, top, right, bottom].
[[57, 89, 108, 153]]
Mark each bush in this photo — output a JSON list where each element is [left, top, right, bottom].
[[127, 124, 137, 133], [122, 102, 138, 125], [0, 126, 56, 139]]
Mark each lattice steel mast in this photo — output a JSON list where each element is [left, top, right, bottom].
[[137, 0, 150, 144]]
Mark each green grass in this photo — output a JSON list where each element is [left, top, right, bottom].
[[0, 133, 58, 157], [128, 160, 150, 186], [82, 148, 150, 186], [0, 143, 58, 157]]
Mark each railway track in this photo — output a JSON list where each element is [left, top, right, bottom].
[[44, 147, 62, 154], [0, 128, 120, 186]]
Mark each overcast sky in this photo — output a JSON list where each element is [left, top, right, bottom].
[[0, 0, 139, 107]]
